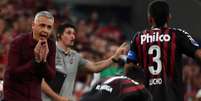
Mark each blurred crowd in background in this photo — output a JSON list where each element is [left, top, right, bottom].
[[0, 0, 200, 101]]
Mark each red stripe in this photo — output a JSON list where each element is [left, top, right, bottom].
[[170, 32, 176, 80], [121, 79, 132, 84], [162, 28, 169, 80], [122, 85, 144, 94]]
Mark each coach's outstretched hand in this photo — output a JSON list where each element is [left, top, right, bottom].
[[111, 42, 129, 61]]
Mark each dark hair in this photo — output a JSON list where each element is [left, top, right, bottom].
[[148, 0, 170, 27], [56, 22, 77, 41]]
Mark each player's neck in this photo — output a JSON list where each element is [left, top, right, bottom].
[[57, 41, 71, 53], [151, 23, 168, 29]]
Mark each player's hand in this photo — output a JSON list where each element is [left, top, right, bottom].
[[112, 42, 129, 60]]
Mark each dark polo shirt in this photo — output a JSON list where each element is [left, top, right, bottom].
[[3, 33, 56, 101]]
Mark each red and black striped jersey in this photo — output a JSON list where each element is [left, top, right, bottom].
[[80, 76, 152, 101], [127, 27, 200, 101]]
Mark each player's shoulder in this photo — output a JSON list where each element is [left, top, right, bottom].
[[171, 27, 200, 46], [94, 76, 144, 95], [171, 27, 196, 38], [103, 76, 141, 86], [171, 27, 190, 35], [104, 76, 146, 97]]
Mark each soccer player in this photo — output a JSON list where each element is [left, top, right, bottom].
[[126, 0, 201, 101], [80, 75, 152, 101]]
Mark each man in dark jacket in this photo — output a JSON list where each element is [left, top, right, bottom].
[[3, 11, 56, 101]]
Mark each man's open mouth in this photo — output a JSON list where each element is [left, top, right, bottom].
[[40, 32, 48, 39]]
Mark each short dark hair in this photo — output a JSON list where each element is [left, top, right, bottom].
[[148, 0, 170, 27], [56, 22, 77, 41]]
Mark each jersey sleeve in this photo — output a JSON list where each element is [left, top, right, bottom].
[[175, 28, 200, 58], [127, 32, 139, 63]]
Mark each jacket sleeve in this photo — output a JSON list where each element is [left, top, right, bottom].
[[7, 39, 56, 81], [7, 39, 37, 81]]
